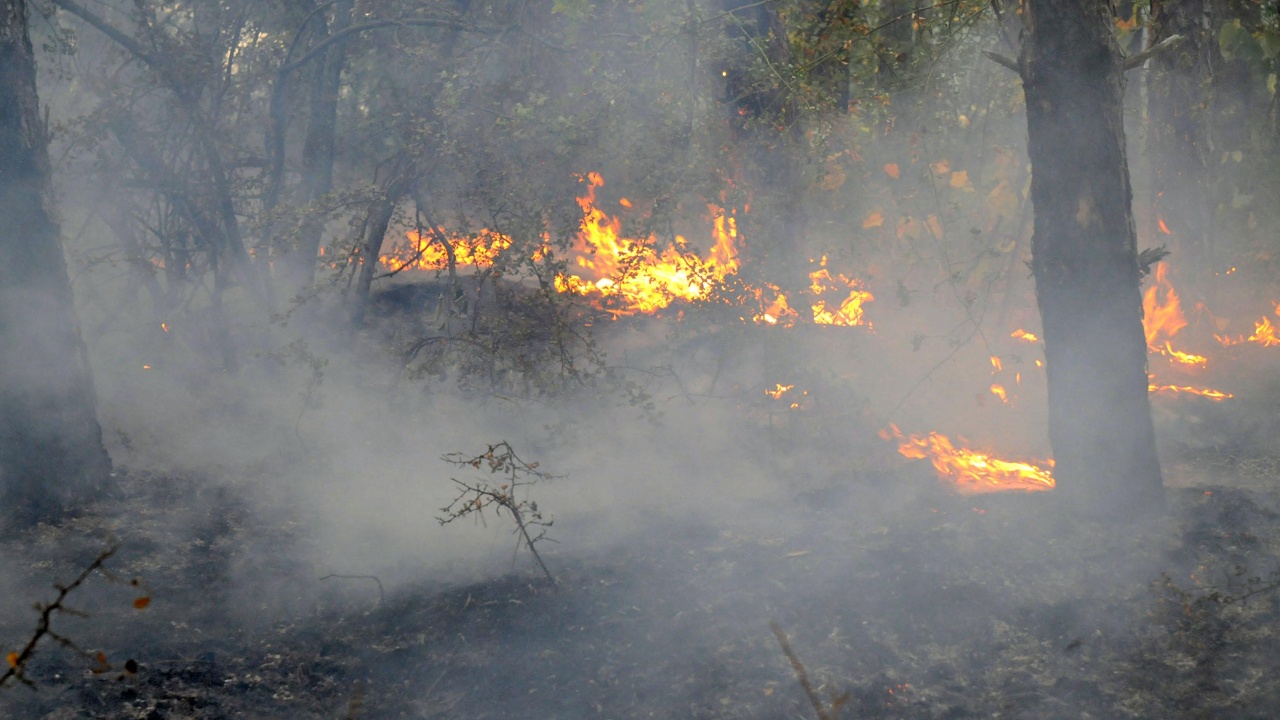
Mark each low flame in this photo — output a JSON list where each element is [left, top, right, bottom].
[[1010, 329, 1039, 343], [1148, 383, 1234, 400], [382, 228, 513, 272], [881, 424, 1055, 494], [1154, 341, 1208, 368], [1216, 314, 1280, 348], [765, 383, 794, 399], [381, 172, 874, 324]]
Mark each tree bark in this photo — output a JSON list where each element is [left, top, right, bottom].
[[0, 0, 112, 524], [1146, 0, 1216, 293], [283, 0, 354, 298], [1019, 0, 1164, 516]]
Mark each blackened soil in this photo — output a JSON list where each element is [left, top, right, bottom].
[[3, 465, 1280, 719]]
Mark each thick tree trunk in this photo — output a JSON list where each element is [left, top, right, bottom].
[[0, 0, 112, 524], [1019, 0, 1164, 516]]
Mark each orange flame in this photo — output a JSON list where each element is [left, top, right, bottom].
[[380, 172, 873, 324], [881, 424, 1055, 494], [1148, 383, 1233, 400], [554, 173, 742, 316], [1010, 329, 1039, 343], [1142, 263, 1188, 347], [382, 228, 513, 271], [1216, 314, 1280, 348], [765, 383, 795, 399], [1156, 342, 1207, 368]]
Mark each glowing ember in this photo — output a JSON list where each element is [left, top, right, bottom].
[[880, 424, 1055, 494], [990, 384, 1009, 404], [1011, 329, 1039, 343], [990, 355, 1003, 372], [765, 383, 795, 399], [1148, 383, 1233, 400]]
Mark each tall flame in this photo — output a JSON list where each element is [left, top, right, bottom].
[[553, 173, 740, 316], [1142, 263, 1188, 347], [881, 425, 1055, 494]]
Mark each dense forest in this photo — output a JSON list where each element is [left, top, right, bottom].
[[3, 0, 1280, 717]]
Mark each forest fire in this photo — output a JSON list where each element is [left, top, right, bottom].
[[1216, 312, 1280, 348], [380, 173, 873, 324], [552, 173, 739, 315], [1147, 383, 1234, 401], [1142, 262, 1203, 367], [881, 425, 1055, 494]]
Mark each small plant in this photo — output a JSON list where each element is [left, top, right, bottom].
[[1, 544, 150, 689], [438, 442, 558, 585]]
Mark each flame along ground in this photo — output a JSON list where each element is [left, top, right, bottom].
[[379, 173, 873, 326], [379, 194, 1271, 495], [880, 424, 1055, 494]]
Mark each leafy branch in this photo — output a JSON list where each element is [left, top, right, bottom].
[[438, 442, 558, 586]]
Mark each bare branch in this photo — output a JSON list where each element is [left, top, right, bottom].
[[982, 49, 1019, 74], [1124, 34, 1186, 70]]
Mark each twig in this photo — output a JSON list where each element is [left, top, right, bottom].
[[770, 621, 849, 720], [1124, 34, 1185, 70], [438, 443, 559, 587], [320, 574, 386, 606], [982, 49, 1019, 73], [1, 545, 121, 689]]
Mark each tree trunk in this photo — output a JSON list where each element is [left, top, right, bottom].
[[0, 0, 112, 524], [350, 161, 416, 325], [283, 0, 354, 298], [1019, 0, 1164, 516], [1146, 0, 1216, 294]]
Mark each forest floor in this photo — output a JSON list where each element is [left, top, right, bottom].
[[2, 442, 1279, 719]]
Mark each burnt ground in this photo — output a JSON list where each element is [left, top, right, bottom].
[[2, 446, 1280, 719]]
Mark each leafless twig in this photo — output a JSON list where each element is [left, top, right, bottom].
[[438, 442, 558, 586], [1, 544, 146, 689], [771, 621, 849, 720]]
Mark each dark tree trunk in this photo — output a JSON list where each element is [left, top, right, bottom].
[[1146, 0, 1216, 292], [1019, 0, 1164, 516], [283, 0, 354, 298], [0, 0, 112, 524], [350, 161, 416, 325]]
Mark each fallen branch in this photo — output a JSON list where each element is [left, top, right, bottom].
[[982, 49, 1019, 74], [771, 621, 849, 720], [1125, 34, 1186, 70]]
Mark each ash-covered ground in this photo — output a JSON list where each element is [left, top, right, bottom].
[[4, 304, 1280, 719]]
